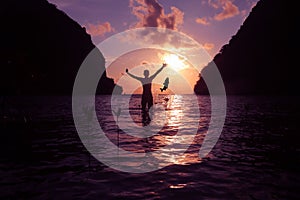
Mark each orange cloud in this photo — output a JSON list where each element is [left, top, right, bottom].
[[85, 22, 114, 37], [195, 17, 210, 25], [203, 43, 215, 50], [214, 0, 240, 21], [208, 0, 221, 9], [130, 0, 184, 30]]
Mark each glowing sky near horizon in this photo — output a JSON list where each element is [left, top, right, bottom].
[[48, 0, 258, 94]]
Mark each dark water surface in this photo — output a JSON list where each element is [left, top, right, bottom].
[[0, 95, 299, 199]]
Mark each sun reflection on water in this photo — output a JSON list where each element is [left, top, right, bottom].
[[100, 94, 203, 167], [169, 183, 187, 189], [148, 95, 202, 166]]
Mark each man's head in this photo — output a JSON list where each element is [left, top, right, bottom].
[[144, 70, 149, 78]]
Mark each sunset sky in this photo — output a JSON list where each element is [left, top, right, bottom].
[[48, 0, 258, 94]]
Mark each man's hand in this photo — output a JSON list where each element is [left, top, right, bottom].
[[126, 68, 128, 73]]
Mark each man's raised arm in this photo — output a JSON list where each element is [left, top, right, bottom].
[[150, 63, 167, 79], [126, 68, 142, 81]]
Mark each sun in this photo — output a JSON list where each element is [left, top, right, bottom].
[[162, 54, 186, 71]]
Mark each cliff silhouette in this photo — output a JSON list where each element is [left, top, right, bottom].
[[0, 0, 122, 95], [194, 0, 295, 95]]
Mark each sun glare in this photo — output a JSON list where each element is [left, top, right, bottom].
[[163, 54, 186, 71]]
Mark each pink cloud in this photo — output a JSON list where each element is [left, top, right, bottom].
[[203, 43, 215, 50], [85, 22, 114, 37], [208, 0, 221, 9], [214, 1, 239, 21], [240, 9, 247, 17], [130, 0, 184, 30], [195, 17, 210, 25], [208, 0, 240, 21]]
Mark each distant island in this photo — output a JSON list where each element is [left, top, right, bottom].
[[0, 0, 122, 95], [194, 0, 295, 95]]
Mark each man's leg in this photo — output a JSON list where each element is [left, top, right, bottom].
[[141, 97, 146, 111], [148, 97, 153, 110]]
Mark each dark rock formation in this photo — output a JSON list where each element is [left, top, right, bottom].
[[0, 0, 122, 95], [194, 0, 296, 95]]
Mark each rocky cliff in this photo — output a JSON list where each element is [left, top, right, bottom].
[[194, 0, 296, 95], [0, 0, 122, 95]]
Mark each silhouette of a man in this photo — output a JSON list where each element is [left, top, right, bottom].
[[126, 63, 167, 112]]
